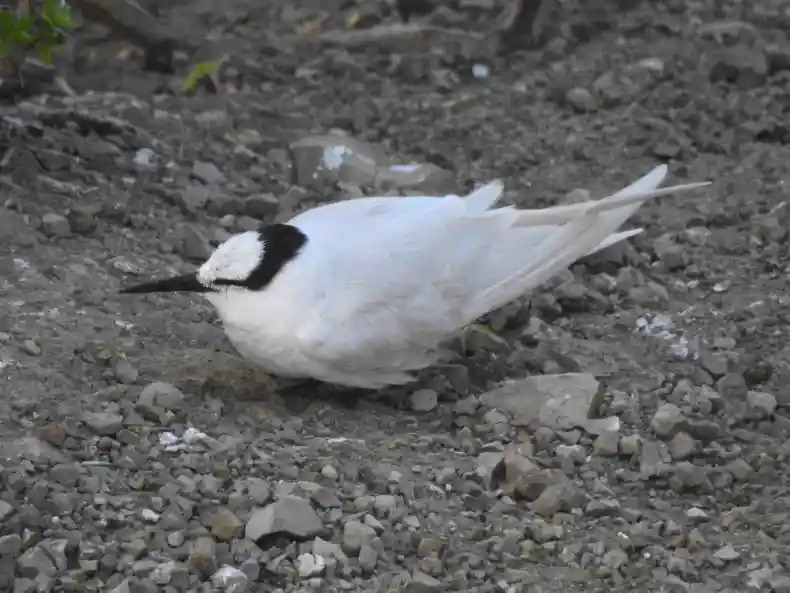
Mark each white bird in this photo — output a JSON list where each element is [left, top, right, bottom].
[[121, 164, 709, 389]]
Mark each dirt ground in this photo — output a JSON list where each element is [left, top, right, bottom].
[[2, 0, 790, 592]]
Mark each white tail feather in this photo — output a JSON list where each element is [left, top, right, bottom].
[[462, 165, 710, 321]]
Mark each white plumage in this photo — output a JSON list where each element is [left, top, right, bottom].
[[123, 164, 709, 389]]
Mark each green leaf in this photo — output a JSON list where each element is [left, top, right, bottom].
[[183, 60, 219, 92], [36, 41, 53, 64], [0, 11, 17, 34]]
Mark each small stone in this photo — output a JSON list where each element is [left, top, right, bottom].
[[565, 87, 597, 112], [17, 546, 56, 578], [480, 373, 603, 430], [211, 565, 249, 593], [770, 575, 790, 593], [713, 544, 740, 562], [710, 47, 768, 89], [670, 461, 707, 491], [245, 496, 322, 540], [405, 570, 442, 593], [211, 508, 243, 541], [342, 521, 376, 555], [177, 185, 210, 213], [112, 357, 138, 384], [619, 434, 642, 456], [296, 553, 325, 578], [746, 390, 777, 418], [137, 381, 185, 421], [727, 458, 754, 481], [192, 161, 226, 184], [320, 465, 338, 480], [668, 431, 696, 460], [410, 389, 438, 412], [187, 536, 217, 578], [20, 340, 40, 356], [244, 194, 279, 219], [41, 213, 71, 237], [177, 224, 212, 262], [592, 430, 620, 457], [82, 411, 123, 436], [313, 537, 349, 568], [358, 545, 378, 574], [651, 403, 684, 438], [0, 534, 22, 557], [67, 205, 98, 234]]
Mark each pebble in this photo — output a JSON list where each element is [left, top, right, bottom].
[[192, 160, 226, 184], [565, 87, 597, 112], [245, 496, 323, 540], [746, 390, 777, 417], [82, 411, 123, 436], [41, 213, 71, 237], [593, 430, 620, 457], [651, 403, 684, 438], [410, 389, 438, 412]]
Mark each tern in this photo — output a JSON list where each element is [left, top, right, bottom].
[[121, 164, 709, 389]]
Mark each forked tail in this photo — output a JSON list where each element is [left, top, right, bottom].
[[462, 165, 710, 321]]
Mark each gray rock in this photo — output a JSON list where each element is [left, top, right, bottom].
[[342, 520, 376, 555], [137, 381, 185, 421], [0, 534, 22, 557], [475, 451, 505, 490], [480, 373, 604, 430], [246, 496, 322, 540], [593, 430, 620, 457], [0, 500, 15, 521], [296, 553, 325, 578], [313, 537, 349, 568], [82, 411, 123, 436], [713, 544, 740, 562], [668, 431, 696, 460], [290, 134, 385, 188], [192, 160, 226, 184], [670, 461, 707, 491], [187, 536, 217, 578], [17, 546, 56, 578], [358, 544, 378, 575], [565, 87, 597, 112], [640, 440, 670, 479], [727, 458, 754, 481], [746, 390, 777, 418], [410, 389, 438, 412], [710, 47, 768, 89], [67, 205, 99, 234], [619, 434, 642, 456], [405, 570, 442, 593], [177, 185, 210, 213], [176, 224, 212, 262], [211, 565, 249, 593], [20, 340, 40, 356], [210, 507, 243, 541], [41, 213, 71, 237], [244, 194, 279, 219], [651, 403, 684, 438]]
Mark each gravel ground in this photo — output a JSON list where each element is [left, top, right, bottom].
[[3, 0, 790, 592]]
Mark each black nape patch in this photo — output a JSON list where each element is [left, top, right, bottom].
[[213, 223, 307, 291]]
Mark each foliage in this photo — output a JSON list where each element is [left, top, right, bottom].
[[183, 59, 219, 92], [0, 0, 73, 67]]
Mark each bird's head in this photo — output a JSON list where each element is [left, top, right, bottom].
[[120, 224, 307, 296]]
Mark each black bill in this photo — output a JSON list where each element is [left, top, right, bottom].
[[119, 272, 212, 294]]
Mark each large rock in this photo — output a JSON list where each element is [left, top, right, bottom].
[[479, 373, 605, 431], [245, 496, 322, 541]]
